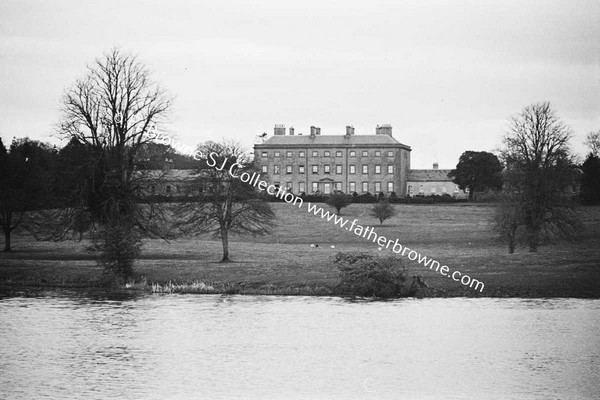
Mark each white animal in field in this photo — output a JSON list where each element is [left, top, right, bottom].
[[331, 245, 335, 249], [310, 244, 315, 247]]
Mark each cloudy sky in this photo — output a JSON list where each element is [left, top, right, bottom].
[[1, 0, 598, 168]]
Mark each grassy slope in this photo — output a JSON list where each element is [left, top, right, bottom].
[[1, 203, 599, 297]]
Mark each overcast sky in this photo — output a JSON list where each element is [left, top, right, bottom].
[[1, 0, 599, 168]]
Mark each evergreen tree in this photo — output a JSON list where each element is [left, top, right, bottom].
[[448, 151, 503, 201], [0, 138, 55, 251], [326, 192, 351, 215], [580, 153, 600, 205]]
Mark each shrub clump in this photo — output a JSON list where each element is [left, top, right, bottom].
[[325, 192, 351, 214], [334, 252, 407, 298]]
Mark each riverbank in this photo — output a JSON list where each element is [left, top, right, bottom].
[[1, 203, 599, 298]]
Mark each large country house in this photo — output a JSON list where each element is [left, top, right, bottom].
[[254, 125, 411, 196], [253, 124, 467, 198], [138, 124, 468, 199]]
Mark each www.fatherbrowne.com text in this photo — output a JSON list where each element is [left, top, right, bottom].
[[209, 152, 485, 292]]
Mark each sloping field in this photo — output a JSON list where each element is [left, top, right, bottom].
[[1, 203, 599, 297]]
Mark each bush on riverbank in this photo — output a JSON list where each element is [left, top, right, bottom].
[[334, 252, 407, 298]]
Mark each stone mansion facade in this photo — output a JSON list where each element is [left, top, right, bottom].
[[254, 124, 411, 196], [253, 124, 468, 198]]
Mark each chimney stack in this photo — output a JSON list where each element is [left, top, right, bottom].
[[310, 126, 321, 136], [375, 124, 393, 137], [345, 126, 355, 136], [289, 127, 295, 135], [274, 124, 285, 136], [433, 162, 439, 170]]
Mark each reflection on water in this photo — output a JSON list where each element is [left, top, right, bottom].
[[0, 293, 599, 400]]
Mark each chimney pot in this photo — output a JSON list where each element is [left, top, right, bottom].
[[274, 124, 285, 136], [433, 162, 439, 170], [375, 124, 393, 137]]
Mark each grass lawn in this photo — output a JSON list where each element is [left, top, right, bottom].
[[1, 202, 599, 297]]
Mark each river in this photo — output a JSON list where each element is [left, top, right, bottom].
[[0, 292, 598, 399]]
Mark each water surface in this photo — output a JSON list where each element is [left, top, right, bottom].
[[1, 293, 598, 399]]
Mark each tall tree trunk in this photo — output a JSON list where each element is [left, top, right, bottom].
[[1, 211, 12, 252], [528, 229, 539, 253], [3, 227, 10, 252], [508, 224, 517, 254], [220, 226, 229, 262], [468, 189, 474, 201]]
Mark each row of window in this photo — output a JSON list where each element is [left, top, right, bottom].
[[275, 181, 394, 194], [150, 184, 175, 194], [407, 185, 460, 194], [264, 164, 395, 175], [261, 150, 395, 158], [149, 181, 400, 196]]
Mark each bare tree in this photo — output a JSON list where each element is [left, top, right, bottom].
[[500, 101, 581, 252], [50, 48, 173, 278], [584, 130, 600, 156], [177, 140, 276, 262], [59, 48, 172, 175]]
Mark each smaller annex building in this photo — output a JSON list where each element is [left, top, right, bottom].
[[134, 168, 199, 197], [406, 163, 468, 198]]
